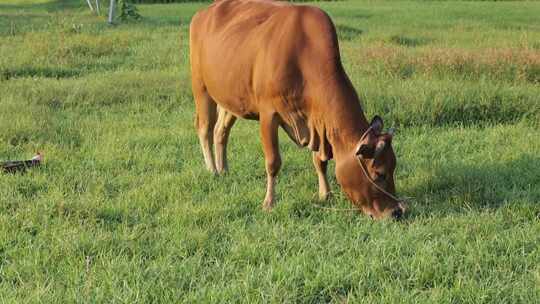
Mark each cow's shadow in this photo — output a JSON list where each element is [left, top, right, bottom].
[[308, 153, 540, 220], [401, 154, 540, 219], [296, 153, 539, 221]]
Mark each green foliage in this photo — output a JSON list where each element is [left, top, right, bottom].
[[118, 0, 142, 21], [0, 0, 539, 302]]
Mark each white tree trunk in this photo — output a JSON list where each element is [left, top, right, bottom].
[[85, 0, 95, 12], [108, 0, 115, 24], [95, 0, 101, 15]]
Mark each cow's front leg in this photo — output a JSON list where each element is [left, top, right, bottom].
[[312, 152, 330, 200], [260, 113, 281, 211]]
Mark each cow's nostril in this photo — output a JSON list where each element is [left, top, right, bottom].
[[391, 208, 403, 220]]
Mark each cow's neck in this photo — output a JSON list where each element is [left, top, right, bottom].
[[313, 76, 370, 159]]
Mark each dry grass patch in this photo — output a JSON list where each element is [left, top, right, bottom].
[[355, 46, 540, 83]]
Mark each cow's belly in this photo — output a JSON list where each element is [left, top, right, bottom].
[[212, 94, 259, 120], [199, 29, 303, 120], [199, 46, 262, 119], [203, 77, 259, 120]]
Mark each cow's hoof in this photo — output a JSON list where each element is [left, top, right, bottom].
[[318, 191, 331, 201], [206, 167, 218, 176], [262, 200, 274, 212]]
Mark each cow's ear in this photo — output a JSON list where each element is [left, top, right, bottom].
[[370, 115, 383, 134], [356, 143, 374, 158]]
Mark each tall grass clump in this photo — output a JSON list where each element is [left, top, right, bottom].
[[356, 46, 540, 84]]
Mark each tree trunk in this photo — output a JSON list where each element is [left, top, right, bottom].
[[108, 0, 115, 24], [86, 0, 95, 12]]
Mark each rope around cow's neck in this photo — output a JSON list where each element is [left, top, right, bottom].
[[313, 126, 405, 213], [356, 126, 406, 205], [356, 158, 404, 204]]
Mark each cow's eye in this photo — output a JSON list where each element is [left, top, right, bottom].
[[375, 173, 386, 182]]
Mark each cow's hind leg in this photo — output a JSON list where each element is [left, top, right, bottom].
[[214, 107, 237, 174], [260, 113, 282, 211], [312, 152, 331, 200], [194, 90, 218, 174]]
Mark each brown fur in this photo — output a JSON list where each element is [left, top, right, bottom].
[[189, 0, 405, 219]]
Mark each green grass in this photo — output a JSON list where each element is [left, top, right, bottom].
[[1, 0, 539, 302]]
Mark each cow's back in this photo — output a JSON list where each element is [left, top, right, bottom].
[[190, 0, 342, 120]]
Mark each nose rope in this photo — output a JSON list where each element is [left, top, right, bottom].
[[312, 126, 406, 214], [356, 157, 404, 204], [356, 127, 406, 205]]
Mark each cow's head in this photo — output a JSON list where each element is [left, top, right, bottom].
[[335, 116, 406, 220]]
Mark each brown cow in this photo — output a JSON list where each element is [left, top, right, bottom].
[[189, 0, 406, 219]]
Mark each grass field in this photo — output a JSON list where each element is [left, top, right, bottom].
[[1, 0, 540, 302]]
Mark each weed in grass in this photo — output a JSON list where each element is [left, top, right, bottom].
[[336, 24, 363, 41], [389, 35, 432, 47]]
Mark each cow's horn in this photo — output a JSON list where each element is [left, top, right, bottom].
[[374, 140, 386, 158]]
